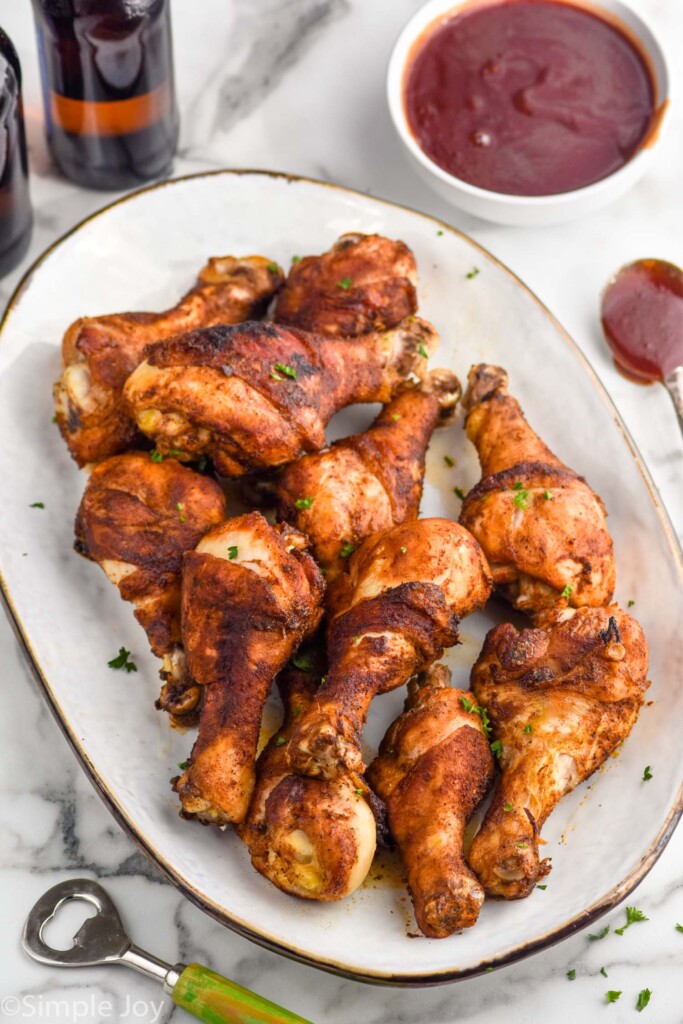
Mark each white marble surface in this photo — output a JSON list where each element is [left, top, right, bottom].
[[0, 1, 681, 1022]]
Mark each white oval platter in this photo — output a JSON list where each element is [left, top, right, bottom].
[[0, 170, 681, 985]]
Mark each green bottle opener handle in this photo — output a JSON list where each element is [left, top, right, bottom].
[[172, 962, 314, 1024]]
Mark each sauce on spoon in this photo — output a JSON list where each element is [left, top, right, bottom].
[[601, 259, 683, 383]]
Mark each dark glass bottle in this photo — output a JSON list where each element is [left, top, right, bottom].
[[0, 28, 32, 277], [32, 0, 178, 191]]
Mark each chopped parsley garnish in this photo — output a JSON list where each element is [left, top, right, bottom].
[[636, 989, 651, 1012], [400, 546, 407, 554], [516, 841, 528, 849], [605, 991, 622, 1003], [177, 760, 189, 771], [176, 501, 186, 523], [615, 906, 648, 935], [391, 413, 402, 421], [51, 414, 57, 424], [454, 486, 466, 500], [168, 448, 185, 458], [291, 255, 301, 263], [466, 267, 480, 279], [513, 489, 529, 510], [628, 599, 635, 607], [436, 229, 444, 236], [460, 697, 492, 736], [490, 739, 503, 759], [295, 497, 314, 510], [543, 489, 553, 500], [561, 583, 573, 599], [108, 647, 137, 673], [353, 635, 362, 646], [275, 736, 287, 747], [29, 502, 45, 509], [267, 262, 279, 273], [292, 653, 313, 671], [643, 765, 653, 781], [337, 276, 352, 290], [340, 542, 356, 558], [150, 449, 164, 463], [418, 342, 429, 359], [179, 514, 187, 523], [566, 969, 576, 981], [355, 788, 363, 796], [600, 967, 608, 978], [485, 966, 493, 973], [676, 923, 683, 933], [522, 723, 533, 734], [513, 481, 525, 490], [504, 802, 513, 812], [536, 884, 547, 890], [274, 362, 296, 380], [227, 545, 238, 560], [589, 925, 610, 941], [444, 455, 455, 467]]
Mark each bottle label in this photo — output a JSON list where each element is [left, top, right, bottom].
[[49, 82, 172, 137]]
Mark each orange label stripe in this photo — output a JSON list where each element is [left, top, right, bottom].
[[50, 83, 171, 137]]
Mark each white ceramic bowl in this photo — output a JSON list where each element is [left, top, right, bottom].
[[387, 0, 671, 226]]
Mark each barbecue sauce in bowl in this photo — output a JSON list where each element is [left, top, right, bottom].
[[404, 0, 656, 197]]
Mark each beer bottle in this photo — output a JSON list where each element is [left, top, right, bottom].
[[0, 27, 32, 277], [32, 0, 179, 190]]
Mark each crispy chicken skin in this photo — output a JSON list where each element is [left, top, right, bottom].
[[289, 519, 492, 781], [368, 665, 495, 937], [55, 256, 284, 467], [175, 513, 324, 825], [238, 669, 376, 901], [123, 318, 436, 477], [276, 368, 461, 580], [74, 452, 226, 722], [459, 364, 616, 620], [274, 232, 417, 336], [467, 604, 649, 899]]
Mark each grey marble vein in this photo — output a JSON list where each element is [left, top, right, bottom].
[[179, 0, 351, 153]]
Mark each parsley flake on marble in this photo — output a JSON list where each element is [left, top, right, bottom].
[[108, 647, 137, 673]]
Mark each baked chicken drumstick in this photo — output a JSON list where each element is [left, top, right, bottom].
[[274, 232, 417, 336], [239, 668, 377, 901], [175, 513, 324, 825], [74, 452, 226, 724], [368, 665, 494, 937], [276, 368, 461, 580], [289, 518, 492, 781], [123, 318, 436, 476], [55, 256, 283, 467], [467, 604, 649, 899], [459, 364, 616, 621]]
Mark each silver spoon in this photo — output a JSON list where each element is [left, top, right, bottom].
[[23, 878, 313, 1024]]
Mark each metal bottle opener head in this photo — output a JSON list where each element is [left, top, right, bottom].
[[22, 877, 132, 967], [22, 877, 312, 1023]]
